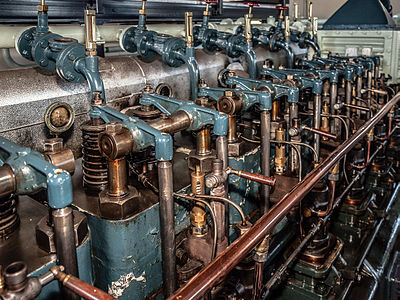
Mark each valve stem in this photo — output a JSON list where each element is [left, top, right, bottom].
[[244, 14, 252, 43], [185, 12, 194, 47], [84, 9, 97, 56]]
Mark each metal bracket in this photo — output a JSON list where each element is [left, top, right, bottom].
[[90, 105, 173, 161], [140, 93, 228, 136], [0, 137, 73, 209]]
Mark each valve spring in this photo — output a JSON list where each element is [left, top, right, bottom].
[[81, 121, 108, 194], [0, 195, 19, 239]]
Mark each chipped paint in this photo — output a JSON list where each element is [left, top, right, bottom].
[[108, 271, 146, 298]]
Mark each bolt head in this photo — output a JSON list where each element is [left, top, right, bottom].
[[105, 122, 123, 134], [44, 138, 63, 153], [224, 90, 233, 97]]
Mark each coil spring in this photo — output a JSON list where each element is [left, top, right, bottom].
[[0, 195, 19, 239], [81, 121, 108, 194]]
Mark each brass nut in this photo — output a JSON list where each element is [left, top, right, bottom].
[[37, 5, 48, 12], [85, 50, 97, 57], [105, 122, 123, 134], [44, 138, 63, 153], [190, 211, 207, 227], [188, 149, 216, 173], [35, 211, 88, 253], [99, 186, 140, 220], [224, 90, 233, 97], [228, 141, 245, 157]]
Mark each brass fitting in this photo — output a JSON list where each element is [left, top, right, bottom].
[[217, 90, 243, 115], [37, 0, 48, 12], [284, 16, 290, 40], [43, 138, 75, 175], [244, 14, 252, 43], [139, 0, 147, 15], [185, 12, 194, 47], [203, 3, 211, 16], [312, 17, 318, 37], [275, 123, 286, 175], [84, 10, 97, 55], [293, 2, 298, 21], [321, 102, 330, 140], [190, 166, 208, 235], [98, 122, 133, 161], [308, 1, 313, 21]]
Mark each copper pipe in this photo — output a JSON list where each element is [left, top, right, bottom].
[[196, 127, 212, 155], [272, 100, 279, 121], [168, 93, 400, 300], [226, 167, 276, 187], [303, 126, 337, 140], [107, 157, 128, 197], [342, 103, 370, 112], [317, 180, 335, 217], [252, 262, 264, 300], [50, 266, 115, 300], [227, 115, 238, 143], [147, 111, 191, 134]]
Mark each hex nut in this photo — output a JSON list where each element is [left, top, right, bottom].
[[105, 122, 123, 134], [99, 186, 140, 220], [35, 210, 88, 253], [188, 149, 217, 173], [44, 138, 63, 153], [228, 141, 245, 157]]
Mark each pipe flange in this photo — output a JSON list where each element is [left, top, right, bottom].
[[226, 35, 245, 58], [137, 31, 157, 60], [55, 43, 86, 83], [49, 37, 78, 52], [32, 32, 63, 70], [15, 27, 36, 61], [201, 29, 218, 54], [119, 26, 138, 53], [162, 38, 185, 68]]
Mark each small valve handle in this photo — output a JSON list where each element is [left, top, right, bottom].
[[227, 167, 276, 187], [84, 9, 97, 55], [244, 2, 259, 16], [276, 5, 288, 19], [200, 0, 217, 16]]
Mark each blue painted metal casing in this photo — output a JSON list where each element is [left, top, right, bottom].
[[139, 93, 229, 136], [90, 104, 173, 161], [0, 137, 73, 209], [30, 236, 93, 300]]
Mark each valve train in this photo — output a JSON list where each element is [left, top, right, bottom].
[[0, 0, 400, 300]]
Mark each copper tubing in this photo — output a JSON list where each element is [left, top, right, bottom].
[[226, 167, 276, 187], [252, 262, 264, 300], [147, 111, 191, 134], [0, 165, 15, 198], [50, 266, 115, 300], [107, 158, 128, 197], [227, 115, 238, 143], [196, 127, 212, 155], [303, 126, 337, 140], [168, 93, 400, 300], [317, 180, 335, 217], [342, 103, 370, 112]]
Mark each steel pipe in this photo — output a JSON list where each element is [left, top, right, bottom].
[[261, 110, 271, 212], [52, 207, 80, 300], [168, 92, 400, 300], [158, 161, 176, 297]]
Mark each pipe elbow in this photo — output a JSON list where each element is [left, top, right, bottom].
[[75, 57, 106, 101], [305, 39, 321, 56], [245, 48, 258, 79], [276, 41, 294, 68]]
